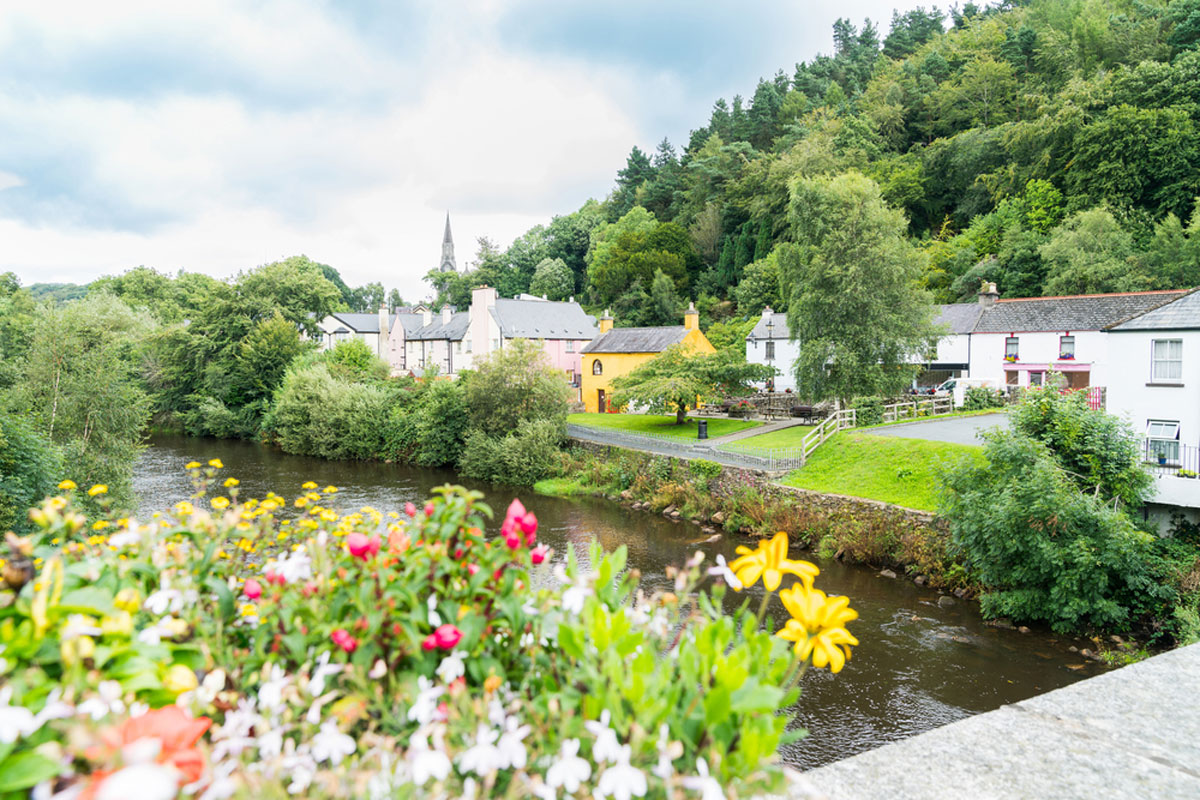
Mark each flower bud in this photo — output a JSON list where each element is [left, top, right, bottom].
[[114, 587, 142, 612], [163, 664, 199, 694], [242, 578, 262, 600]]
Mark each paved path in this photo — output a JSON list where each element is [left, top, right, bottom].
[[709, 417, 804, 443], [790, 641, 1200, 799], [867, 413, 1008, 447]]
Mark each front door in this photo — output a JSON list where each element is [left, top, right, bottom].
[[598, 389, 606, 414], [1066, 371, 1090, 389]]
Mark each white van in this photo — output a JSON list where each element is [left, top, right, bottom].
[[936, 377, 1002, 407]]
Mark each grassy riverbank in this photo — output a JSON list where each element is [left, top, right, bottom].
[[568, 412, 760, 439], [780, 433, 985, 512]]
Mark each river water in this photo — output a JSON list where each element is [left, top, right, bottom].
[[133, 435, 1104, 770]]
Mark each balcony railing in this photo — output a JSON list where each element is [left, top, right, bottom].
[[1142, 440, 1199, 478]]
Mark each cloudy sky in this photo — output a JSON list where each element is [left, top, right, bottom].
[[0, 0, 926, 295]]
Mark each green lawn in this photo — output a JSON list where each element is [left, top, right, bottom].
[[778, 432, 985, 511], [567, 413, 760, 439], [721, 409, 1006, 453]]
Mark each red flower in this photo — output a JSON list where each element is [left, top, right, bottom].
[[517, 512, 538, 536], [467, 563, 479, 576], [422, 634, 437, 651], [530, 544, 550, 565], [331, 628, 358, 653], [506, 498, 526, 521], [432, 623, 462, 650], [347, 532, 370, 559], [405, 502, 417, 517], [242, 578, 262, 600], [424, 503, 435, 517]]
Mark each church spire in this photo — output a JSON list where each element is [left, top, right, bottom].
[[439, 212, 457, 273]]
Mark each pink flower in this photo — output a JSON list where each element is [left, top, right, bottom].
[[405, 502, 417, 518], [331, 629, 357, 653], [242, 578, 262, 600], [530, 544, 550, 565], [432, 624, 462, 650], [504, 532, 522, 550], [347, 532, 370, 558], [467, 563, 479, 576], [517, 512, 538, 536], [424, 503, 435, 517], [506, 498, 526, 521], [422, 634, 437, 651]]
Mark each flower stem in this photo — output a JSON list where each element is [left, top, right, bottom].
[[755, 589, 771, 625]]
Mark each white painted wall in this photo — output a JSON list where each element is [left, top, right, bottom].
[[934, 332, 970, 365], [968, 330, 1109, 388], [1107, 330, 1200, 450], [314, 316, 384, 356], [746, 338, 800, 393]]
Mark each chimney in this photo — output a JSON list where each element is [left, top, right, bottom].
[[761, 306, 773, 321], [422, 307, 433, 327], [378, 303, 389, 339], [684, 301, 699, 331], [599, 309, 614, 334], [441, 304, 452, 324], [978, 281, 1000, 309]]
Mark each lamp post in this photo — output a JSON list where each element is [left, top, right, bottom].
[[765, 318, 775, 392]]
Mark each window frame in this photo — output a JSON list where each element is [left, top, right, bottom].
[[565, 339, 574, 353], [1059, 335, 1075, 360], [765, 341, 775, 360], [1004, 336, 1019, 360], [1152, 339, 1183, 383], [592, 359, 603, 376], [1146, 419, 1181, 464]]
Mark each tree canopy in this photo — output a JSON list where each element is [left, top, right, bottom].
[[611, 346, 773, 424]]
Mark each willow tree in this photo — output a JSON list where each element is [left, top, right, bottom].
[[783, 171, 939, 407]]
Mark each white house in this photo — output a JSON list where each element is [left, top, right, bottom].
[[1105, 289, 1200, 527], [746, 308, 797, 392], [966, 285, 1187, 392], [314, 308, 393, 358]]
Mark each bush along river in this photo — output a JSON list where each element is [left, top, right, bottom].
[[133, 434, 1105, 770]]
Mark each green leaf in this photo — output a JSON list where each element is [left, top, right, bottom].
[[731, 680, 783, 713], [558, 624, 584, 659], [205, 576, 235, 621], [704, 685, 732, 726], [0, 752, 60, 792], [58, 587, 114, 616]]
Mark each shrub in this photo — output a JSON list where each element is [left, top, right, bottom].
[[854, 396, 883, 426], [183, 395, 262, 439], [962, 386, 1004, 410], [464, 339, 570, 435], [728, 399, 756, 418], [324, 337, 390, 381], [688, 458, 724, 480], [269, 363, 391, 460], [461, 420, 567, 486], [939, 430, 1166, 632], [0, 412, 61, 533], [412, 379, 469, 467]]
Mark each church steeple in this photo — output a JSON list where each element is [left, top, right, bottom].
[[439, 212, 457, 273]]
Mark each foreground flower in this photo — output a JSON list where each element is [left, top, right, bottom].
[[95, 706, 211, 785], [458, 724, 504, 776], [422, 623, 463, 651], [88, 484, 108, 497], [58, 479, 77, 491], [596, 744, 647, 800], [0, 686, 37, 743], [311, 719, 357, 765], [708, 553, 743, 590], [728, 531, 818, 591], [436, 650, 466, 683], [530, 543, 550, 565], [680, 757, 724, 800], [331, 628, 358, 653], [776, 583, 859, 673], [584, 710, 622, 764], [95, 762, 180, 800], [409, 731, 451, 785], [546, 738, 591, 793]]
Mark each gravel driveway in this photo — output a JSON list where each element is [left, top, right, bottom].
[[867, 412, 1009, 447]]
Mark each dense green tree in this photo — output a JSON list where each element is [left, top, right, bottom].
[[529, 257, 574, 300], [464, 339, 570, 436], [784, 173, 938, 405], [608, 146, 655, 221], [648, 268, 683, 326], [0, 412, 62, 534], [733, 249, 785, 313], [1040, 208, 1149, 295]]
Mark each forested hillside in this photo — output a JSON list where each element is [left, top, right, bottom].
[[431, 0, 1200, 321]]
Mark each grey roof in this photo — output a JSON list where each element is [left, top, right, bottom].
[[935, 303, 984, 334], [747, 312, 791, 340], [973, 291, 1186, 333], [582, 326, 688, 354], [392, 312, 426, 335], [491, 298, 597, 339], [330, 312, 382, 334], [1108, 289, 1200, 331], [409, 311, 469, 341]]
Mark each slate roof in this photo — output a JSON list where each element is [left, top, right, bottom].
[[747, 312, 791, 340], [1108, 289, 1200, 331], [972, 291, 1187, 333], [392, 312, 426, 336], [582, 326, 689, 354], [330, 312, 383, 334], [935, 303, 984, 334], [491, 299, 597, 339], [409, 312, 469, 341]]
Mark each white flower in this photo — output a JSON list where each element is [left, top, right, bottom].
[[460, 777, 479, 800], [198, 760, 238, 800], [257, 726, 285, 760], [281, 751, 317, 795], [497, 715, 531, 769], [680, 757, 723, 800], [60, 614, 102, 642], [137, 618, 177, 646], [274, 548, 312, 583], [367, 752, 410, 800], [457, 724, 504, 776], [595, 744, 647, 800], [311, 720, 356, 765], [97, 763, 180, 800], [368, 659, 387, 680], [435, 650, 466, 684], [427, 594, 442, 627], [555, 565, 592, 615], [584, 709, 622, 764], [652, 724, 682, 780], [406, 676, 444, 725], [258, 664, 290, 712], [33, 688, 73, 729], [144, 584, 183, 615], [408, 731, 451, 786], [78, 681, 125, 721], [308, 651, 341, 697], [0, 686, 37, 743], [128, 701, 150, 718], [708, 554, 743, 590], [545, 738, 591, 793], [487, 698, 507, 727]]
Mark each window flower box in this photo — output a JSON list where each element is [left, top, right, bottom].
[[1004, 355, 1018, 363]]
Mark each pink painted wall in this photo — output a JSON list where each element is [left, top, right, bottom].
[[536, 338, 585, 380]]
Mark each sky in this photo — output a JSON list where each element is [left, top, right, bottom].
[[0, 0, 930, 297]]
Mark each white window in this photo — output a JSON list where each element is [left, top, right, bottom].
[[765, 341, 775, 360], [1005, 337, 1019, 360], [566, 340, 575, 353], [1059, 335, 1075, 359], [466, 339, 472, 352], [1147, 419, 1181, 463], [592, 359, 603, 375], [455, 341, 462, 353], [1152, 339, 1182, 382]]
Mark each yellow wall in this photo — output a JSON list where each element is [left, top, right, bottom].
[[580, 327, 716, 414]]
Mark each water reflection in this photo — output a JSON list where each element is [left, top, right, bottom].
[[133, 435, 1103, 769]]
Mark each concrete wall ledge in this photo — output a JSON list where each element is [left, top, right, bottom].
[[790, 642, 1200, 800]]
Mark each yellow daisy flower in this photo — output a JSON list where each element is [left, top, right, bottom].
[[727, 531, 819, 591]]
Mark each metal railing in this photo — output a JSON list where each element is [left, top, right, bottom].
[[566, 423, 806, 472], [1142, 441, 1200, 478]]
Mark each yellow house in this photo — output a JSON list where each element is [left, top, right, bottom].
[[579, 303, 716, 413]]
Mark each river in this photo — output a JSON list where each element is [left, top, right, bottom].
[[133, 435, 1104, 770]]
